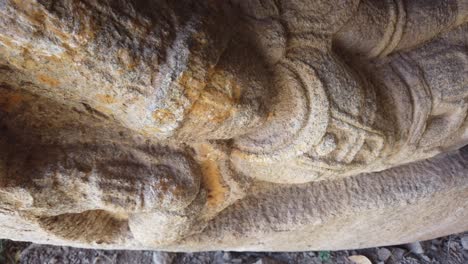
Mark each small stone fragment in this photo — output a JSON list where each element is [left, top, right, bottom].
[[377, 248, 391, 261], [348, 255, 372, 264], [222, 252, 231, 261], [450, 242, 458, 250], [253, 257, 284, 264], [391, 248, 406, 261], [152, 252, 174, 264], [420, 254, 431, 262], [406, 242, 424, 254], [461, 235, 468, 250], [213, 251, 225, 263]]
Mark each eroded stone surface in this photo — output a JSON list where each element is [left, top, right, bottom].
[[0, 0, 467, 251]]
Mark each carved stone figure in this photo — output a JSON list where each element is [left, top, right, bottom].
[[0, 0, 467, 250]]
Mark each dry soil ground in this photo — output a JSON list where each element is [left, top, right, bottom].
[[1, 232, 467, 264]]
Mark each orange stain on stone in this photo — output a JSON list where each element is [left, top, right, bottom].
[[0, 36, 14, 49], [152, 109, 176, 123], [12, 0, 48, 29], [96, 94, 117, 104], [179, 71, 206, 102], [201, 159, 226, 207], [189, 91, 234, 124], [0, 91, 25, 112], [37, 74, 60, 87], [94, 105, 113, 116], [117, 49, 137, 70], [197, 144, 227, 207], [181, 68, 243, 125]]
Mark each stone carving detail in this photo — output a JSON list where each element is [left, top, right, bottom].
[[0, 0, 467, 250]]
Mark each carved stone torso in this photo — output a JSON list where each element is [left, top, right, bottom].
[[0, 0, 467, 250]]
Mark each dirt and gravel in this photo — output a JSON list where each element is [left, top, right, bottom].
[[1, 232, 467, 264]]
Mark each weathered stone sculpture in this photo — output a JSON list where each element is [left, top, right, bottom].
[[0, 0, 467, 250]]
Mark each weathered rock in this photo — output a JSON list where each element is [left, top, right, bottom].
[[253, 257, 284, 264], [348, 255, 372, 264], [0, 0, 467, 251], [391, 248, 407, 261], [152, 252, 174, 264], [406, 242, 424, 254], [461, 235, 468, 250], [377, 248, 392, 262]]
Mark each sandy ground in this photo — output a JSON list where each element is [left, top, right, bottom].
[[1, 232, 467, 264]]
